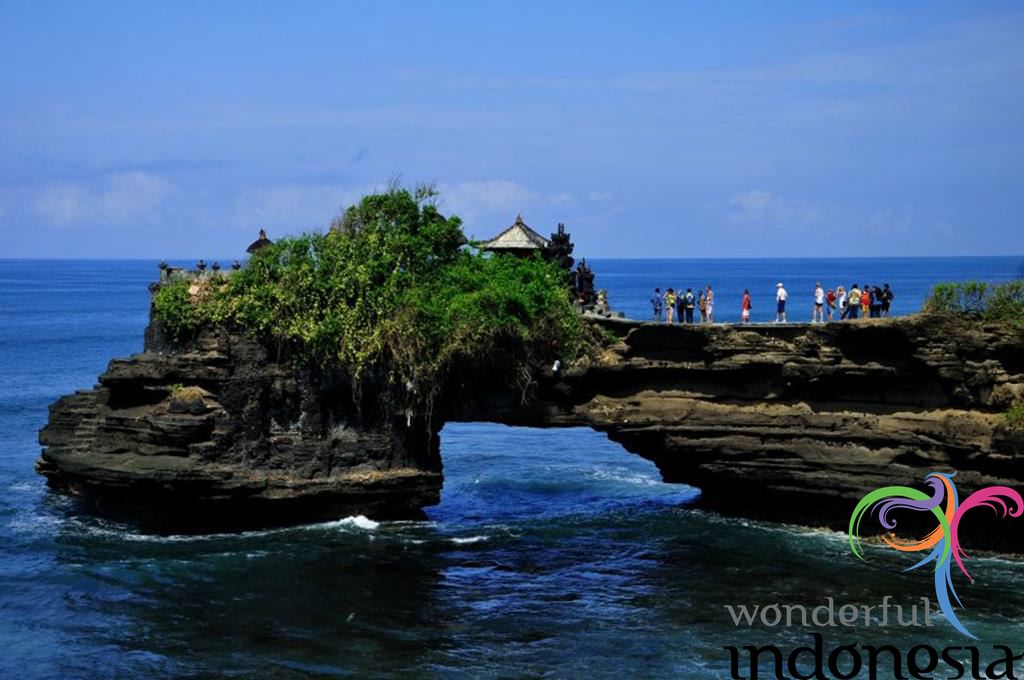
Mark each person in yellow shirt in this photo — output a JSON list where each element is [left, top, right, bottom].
[[847, 285, 862, 319]]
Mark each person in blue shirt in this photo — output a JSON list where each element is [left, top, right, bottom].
[[650, 287, 663, 321]]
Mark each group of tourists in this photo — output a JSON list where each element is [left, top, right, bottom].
[[811, 282, 895, 322], [649, 282, 895, 324], [651, 286, 719, 324]]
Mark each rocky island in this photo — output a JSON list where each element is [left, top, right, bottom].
[[36, 189, 1024, 549]]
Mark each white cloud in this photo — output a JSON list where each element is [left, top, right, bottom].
[[33, 185, 88, 224], [587, 191, 613, 203], [729, 190, 819, 226], [102, 173, 175, 220], [866, 207, 914, 237], [32, 172, 173, 226], [234, 184, 373, 231], [230, 179, 574, 237], [435, 180, 573, 223]]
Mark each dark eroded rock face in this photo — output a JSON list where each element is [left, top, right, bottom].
[[39, 308, 1024, 545], [455, 315, 1023, 549], [38, 325, 441, 531]]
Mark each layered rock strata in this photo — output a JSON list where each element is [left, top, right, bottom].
[[38, 326, 441, 530], [488, 316, 1024, 548], [39, 306, 1024, 544]]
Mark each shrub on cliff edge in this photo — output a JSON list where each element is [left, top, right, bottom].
[[922, 280, 1024, 322], [153, 185, 586, 406]]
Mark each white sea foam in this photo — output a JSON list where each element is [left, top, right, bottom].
[[384, 519, 437, 528], [6, 511, 63, 534], [450, 535, 487, 544], [331, 515, 380, 531], [65, 513, 383, 543], [81, 522, 253, 543], [586, 467, 660, 486]]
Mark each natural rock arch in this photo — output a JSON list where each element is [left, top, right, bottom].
[[38, 315, 1024, 548]]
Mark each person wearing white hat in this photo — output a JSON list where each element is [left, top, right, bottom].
[[775, 282, 788, 323]]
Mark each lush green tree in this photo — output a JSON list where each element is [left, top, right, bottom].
[[153, 185, 586, 407]]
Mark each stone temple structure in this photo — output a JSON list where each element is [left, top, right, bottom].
[[481, 214, 550, 257], [482, 216, 597, 307]]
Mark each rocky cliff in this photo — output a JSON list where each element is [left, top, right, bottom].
[[37, 323, 442, 530], [38, 306, 1024, 544], [470, 315, 1024, 548]]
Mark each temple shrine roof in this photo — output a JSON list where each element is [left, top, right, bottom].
[[246, 229, 273, 254], [482, 215, 549, 252]]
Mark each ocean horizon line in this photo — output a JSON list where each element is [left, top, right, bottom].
[[2, 254, 1023, 263]]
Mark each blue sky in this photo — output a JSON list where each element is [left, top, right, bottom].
[[2, 1, 1022, 258]]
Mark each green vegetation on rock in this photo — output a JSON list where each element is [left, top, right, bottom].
[[153, 186, 588, 404], [922, 280, 1024, 322], [1008, 402, 1024, 433]]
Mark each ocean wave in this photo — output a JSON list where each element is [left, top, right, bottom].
[[8, 480, 41, 492], [584, 467, 662, 487], [326, 515, 380, 531], [680, 508, 850, 541], [450, 535, 488, 544], [53, 513, 386, 544], [6, 510, 64, 535]]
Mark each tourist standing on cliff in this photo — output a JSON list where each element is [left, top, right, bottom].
[[683, 288, 695, 323], [741, 289, 752, 324], [676, 290, 686, 324], [812, 282, 825, 323], [650, 288, 662, 321], [826, 288, 836, 321], [705, 285, 715, 323], [664, 288, 676, 323], [775, 282, 788, 323], [861, 284, 871, 317], [869, 285, 884, 318], [836, 286, 847, 319], [697, 291, 707, 322], [881, 283, 894, 317], [847, 284, 861, 319]]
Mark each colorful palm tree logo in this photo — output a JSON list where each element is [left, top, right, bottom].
[[848, 472, 1022, 639]]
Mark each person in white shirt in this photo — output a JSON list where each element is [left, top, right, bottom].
[[776, 282, 788, 323], [813, 282, 825, 323]]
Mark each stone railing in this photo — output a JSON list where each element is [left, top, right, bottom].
[[157, 260, 242, 285]]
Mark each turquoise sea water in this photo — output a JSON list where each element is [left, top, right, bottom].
[[1, 257, 1023, 678]]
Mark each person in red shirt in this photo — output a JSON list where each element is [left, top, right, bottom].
[[826, 289, 836, 321], [741, 289, 752, 324]]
